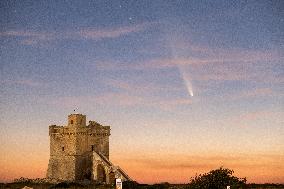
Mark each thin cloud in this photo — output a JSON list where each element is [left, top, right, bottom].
[[104, 78, 182, 93], [205, 87, 278, 104], [162, 49, 280, 67], [238, 111, 284, 122], [95, 48, 281, 71], [49, 92, 192, 110], [228, 88, 276, 101], [0, 23, 153, 45], [191, 57, 282, 83], [117, 153, 284, 171], [169, 40, 281, 63], [223, 110, 284, 128], [0, 30, 55, 45], [238, 88, 274, 98], [78, 23, 150, 40], [1, 79, 46, 87]]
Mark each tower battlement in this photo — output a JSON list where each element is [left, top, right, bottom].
[[68, 114, 86, 127]]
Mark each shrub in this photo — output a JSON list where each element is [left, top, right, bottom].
[[188, 167, 246, 189], [122, 180, 139, 189]]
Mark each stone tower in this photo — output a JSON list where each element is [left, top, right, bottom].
[[47, 114, 130, 183]]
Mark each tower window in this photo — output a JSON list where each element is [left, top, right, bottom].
[[62, 147, 65, 151], [71, 120, 73, 124], [91, 145, 94, 151]]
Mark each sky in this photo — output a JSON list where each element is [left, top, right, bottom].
[[0, 0, 284, 184]]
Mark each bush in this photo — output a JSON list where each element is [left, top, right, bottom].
[[122, 180, 140, 189], [50, 182, 84, 188], [152, 182, 170, 189], [51, 182, 70, 188], [188, 167, 246, 189]]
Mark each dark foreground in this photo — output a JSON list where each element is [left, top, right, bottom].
[[2, 168, 283, 189], [1, 182, 284, 189]]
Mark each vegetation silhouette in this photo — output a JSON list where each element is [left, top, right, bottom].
[[188, 167, 246, 189], [2, 168, 284, 188]]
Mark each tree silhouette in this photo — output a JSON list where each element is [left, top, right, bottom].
[[188, 167, 246, 189]]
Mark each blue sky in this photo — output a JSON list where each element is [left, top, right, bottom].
[[0, 0, 284, 183]]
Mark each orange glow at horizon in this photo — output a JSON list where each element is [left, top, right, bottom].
[[111, 152, 284, 184], [1, 149, 283, 184]]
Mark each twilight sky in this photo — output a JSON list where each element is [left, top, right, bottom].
[[0, 0, 284, 184]]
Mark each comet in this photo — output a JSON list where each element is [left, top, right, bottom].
[[161, 20, 194, 97], [169, 41, 194, 97], [177, 63, 194, 97]]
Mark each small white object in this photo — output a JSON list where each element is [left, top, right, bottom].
[[116, 178, 122, 189], [227, 186, 230, 189]]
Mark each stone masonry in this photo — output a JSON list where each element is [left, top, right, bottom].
[[47, 114, 131, 184]]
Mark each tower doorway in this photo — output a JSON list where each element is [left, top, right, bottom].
[[109, 171, 115, 185], [97, 164, 106, 183]]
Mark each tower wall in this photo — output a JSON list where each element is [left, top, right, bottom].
[[88, 122, 110, 159], [47, 156, 76, 181], [47, 126, 77, 180]]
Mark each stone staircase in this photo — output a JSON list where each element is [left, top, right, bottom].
[[94, 151, 132, 181]]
